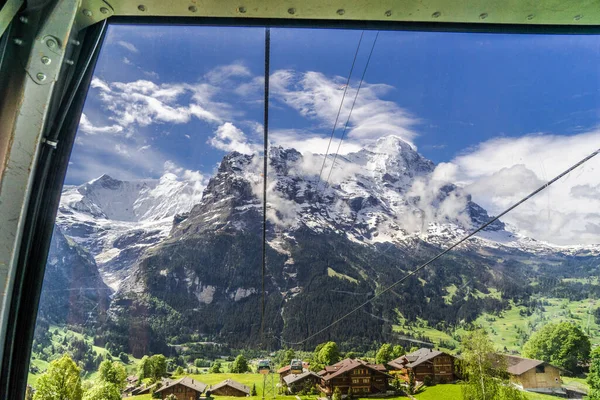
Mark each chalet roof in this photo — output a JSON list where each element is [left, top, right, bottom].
[[501, 355, 561, 376], [155, 376, 207, 394], [388, 348, 453, 369], [132, 378, 173, 395], [319, 358, 392, 381], [210, 379, 250, 394], [283, 371, 321, 385]]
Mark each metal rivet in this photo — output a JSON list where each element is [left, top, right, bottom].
[[46, 38, 57, 49], [138, 4, 147, 11], [526, 14, 534, 20], [288, 8, 295, 15], [65, 59, 75, 65], [41, 56, 51, 65], [574, 14, 583, 21], [19, 16, 28, 23], [237, 6, 246, 13], [70, 39, 81, 46], [13, 38, 24, 46], [337, 9, 345, 15], [37, 73, 46, 81], [189, 5, 197, 12], [479, 12, 488, 20], [82, 9, 92, 17], [100, 7, 109, 14], [432, 11, 441, 18], [384, 10, 392, 17]]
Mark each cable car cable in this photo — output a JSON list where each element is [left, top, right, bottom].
[[324, 32, 379, 188], [277, 147, 600, 345], [317, 31, 365, 187], [261, 27, 271, 338]]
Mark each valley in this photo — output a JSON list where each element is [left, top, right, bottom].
[[31, 135, 600, 366]]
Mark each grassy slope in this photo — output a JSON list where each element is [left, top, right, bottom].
[[28, 325, 142, 386], [395, 296, 600, 353]]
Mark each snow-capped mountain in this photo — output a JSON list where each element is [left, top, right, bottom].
[[56, 173, 204, 290], [44, 135, 600, 353]]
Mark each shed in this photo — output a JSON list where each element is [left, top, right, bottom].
[[503, 355, 565, 395]]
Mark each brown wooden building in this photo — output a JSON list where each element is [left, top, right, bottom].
[[277, 362, 310, 384], [318, 358, 392, 395], [209, 379, 250, 397], [388, 348, 457, 383], [155, 376, 207, 400], [503, 355, 565, 395], [283, 371, 321, 394]]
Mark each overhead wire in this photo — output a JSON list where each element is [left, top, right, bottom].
[[317, 31, 365, 187], [277, 148, 600, 346], [261, 27, 271, 337], [324, 31, 380, 188]]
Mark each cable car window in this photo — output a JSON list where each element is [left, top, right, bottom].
[[25, 23, 600, 400]]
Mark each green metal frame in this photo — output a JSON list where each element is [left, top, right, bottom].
[[1, 0, 600, 398]]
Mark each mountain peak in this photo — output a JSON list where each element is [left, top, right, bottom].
[[368, 135, 415, 154], [88, 174, 123, 189]]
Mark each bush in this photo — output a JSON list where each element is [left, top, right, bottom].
[[333, 387, 342, 400], [423, 375, 433, 386]]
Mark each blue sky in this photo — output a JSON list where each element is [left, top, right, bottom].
[[70, 24, 600, 244]]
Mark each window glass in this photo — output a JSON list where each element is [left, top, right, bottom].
[[27, 25, 600, 400]]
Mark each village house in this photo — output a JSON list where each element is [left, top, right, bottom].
[[155, 376, 207, 400], [209, 379, 250, 397], [502, 355, 565, 395], [283, 370, 321, 394], [318, 358, 392, 395], [388, 348, 457, 383], [277, 362, 310, 384]]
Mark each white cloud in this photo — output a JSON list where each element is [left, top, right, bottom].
[[450, 132, 600, 245], [270, 129, 363, 155], [79, 113, 123, 134], [90, 77, 110, 92], [401, 163, 471, 233], [117, 40, 139, 53], [93, 79, 223, 128], [270, 70, 419, 147], [208, 122, 257, 154], [205, 63, 251, 85]]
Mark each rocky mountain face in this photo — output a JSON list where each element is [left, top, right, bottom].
[[56, 173, 204, 290], [37, 227, 111, 326], [41, 135, 600, 354]]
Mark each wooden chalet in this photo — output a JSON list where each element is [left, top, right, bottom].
[[155, 376, 207, 400], [277, 362, 310, 383], [282, 371, 321, 394], [209, 379, 250, 397], [388, 348, 457, 383], [318, 358, 392, 395], [502, 355, 565, 395]]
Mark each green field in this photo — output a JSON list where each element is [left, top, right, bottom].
[[413, 384, 563, 400], [395, 296, 600, 353]]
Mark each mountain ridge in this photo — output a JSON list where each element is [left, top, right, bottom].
[[41, 135, 600, 354]]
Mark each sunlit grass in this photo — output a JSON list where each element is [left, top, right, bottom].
[[395, 296, 600, 353]]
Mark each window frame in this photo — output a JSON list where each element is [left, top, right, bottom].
[[2, 11, 600, 400]]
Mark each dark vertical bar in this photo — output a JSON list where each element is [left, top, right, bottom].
[[261, 27, 270, 337]]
